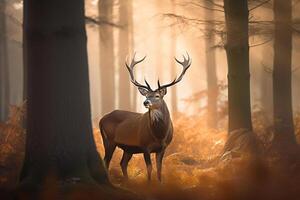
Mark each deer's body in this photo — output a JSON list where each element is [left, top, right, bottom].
[[99, 53, 191, 182], [100, 104, 173, 153]]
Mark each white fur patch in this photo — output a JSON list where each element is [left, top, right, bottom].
[[150, 110, 163, 122]]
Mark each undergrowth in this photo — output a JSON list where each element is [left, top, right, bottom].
[[1, 103, 300, 199]]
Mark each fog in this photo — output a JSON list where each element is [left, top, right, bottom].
[[4, 0, 300, 126]]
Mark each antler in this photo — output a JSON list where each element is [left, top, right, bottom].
[[158, 53, 191, 89], [125, 53, 153, 91]]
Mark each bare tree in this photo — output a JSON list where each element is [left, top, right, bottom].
[[204, 0, 218, 128], [0, 0, 9, 122], [118, 0, 131, 111], [128, 0, 136, 111], [222, 0, 257, 154], [20, 0, 108, 187], [99, 0, 115, 115], [272, 0, 297, 149], [5, 0, 23, 107], [224, 0, 252, 132], [260, 62, 273, 123], [170, 0, 178, 114]]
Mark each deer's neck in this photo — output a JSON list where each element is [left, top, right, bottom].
[[148, 101, 171, 139]]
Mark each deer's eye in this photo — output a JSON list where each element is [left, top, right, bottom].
[[155, 95, 160, 98]]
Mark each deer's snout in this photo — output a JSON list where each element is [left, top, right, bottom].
[[143, 100, 152, 108]]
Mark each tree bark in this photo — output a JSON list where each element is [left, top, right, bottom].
[[128, 0, 136, 111], [23, 0, 28, 102], [118, 0, 131, 111], [204, 2, 218, 129], [222, 0, 257, 155], [20, 0, 108, 187], [224, 0, 252, 132], [272, 0, 296, 147], [99, 0, 115, 115], [260, 65, 273, 123], [0, 0, 9, 122]]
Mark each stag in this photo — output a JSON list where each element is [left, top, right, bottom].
[[99, 53, 191, 181]]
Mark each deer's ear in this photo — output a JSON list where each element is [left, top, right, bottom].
[[159, 88, 167, 96], [138, 87, 149, 96]]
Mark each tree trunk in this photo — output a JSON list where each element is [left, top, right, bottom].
[[118, 0, 131, 111], [223, 0, 256, 155], [0, 0, 9, 122], [272, 0, 296, 147], [224, 0, 252, 132], [128, 0, 136, 111], [260, 66, 273, 124], [99, 0, 115, 115], [204, 2, 218, 129], [20, 0, 108, 187], [170, 0, 178, 114], [23, 0, 28, 102]]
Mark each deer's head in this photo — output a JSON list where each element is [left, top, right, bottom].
[[126, 53, 191, 110]]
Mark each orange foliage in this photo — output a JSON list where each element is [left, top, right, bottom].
[[93, 113, 227, 187], [1, 103, 300, 199], [0, 104, 25, 188]]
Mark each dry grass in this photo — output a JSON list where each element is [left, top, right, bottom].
[[0, 105, 25, 188], [93, 113, 227, 187], [1, 103, 300, 199]]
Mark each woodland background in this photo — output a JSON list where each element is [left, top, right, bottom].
[[1, 0, 300, 199]]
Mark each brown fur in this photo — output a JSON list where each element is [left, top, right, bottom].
[[99, 100, 173, 182]]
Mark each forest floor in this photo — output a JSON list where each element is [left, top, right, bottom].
[[1, 105, 300, 199]]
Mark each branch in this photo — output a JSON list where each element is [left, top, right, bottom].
[[204, 0, 224, 9], [162, 13, 225, 25], [249, 38, 273, 47], [186, 2, 224, 12], [164, 13, 275, 26], [162, 12, 275, 48], [249, 20, 274, 25], [249, 0, 272, 11], [85, 16, 123, 28]]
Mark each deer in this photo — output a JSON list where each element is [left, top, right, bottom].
[[99, 53, 191, 182]]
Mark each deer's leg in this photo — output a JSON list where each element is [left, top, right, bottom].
[[104, 143, 116, 169], [143, 152, 152, 181], [120, 151, 132, 179], [156, 150, 165, 182]]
